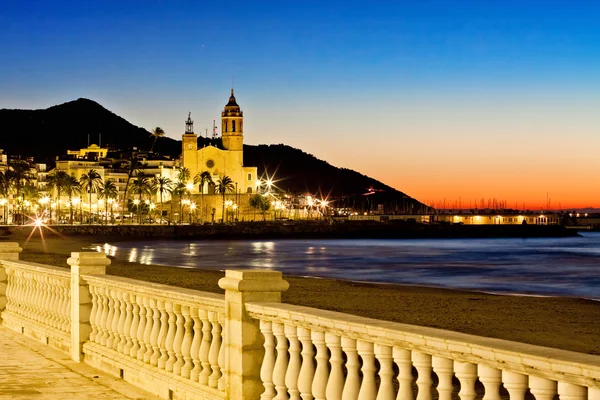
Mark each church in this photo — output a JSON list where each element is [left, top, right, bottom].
[[181, 90, 258, 194]]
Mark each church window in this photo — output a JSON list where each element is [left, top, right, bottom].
[[232, 120, 236, 132], [247, 173, 252, 181], [246, 187, 252, 194], [206, 160, 215, 168], [224, 121, 227, 132]]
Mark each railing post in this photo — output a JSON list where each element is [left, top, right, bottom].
[[0, 242, 22, 317], [218, 270, 289, 400], [68, 251, 110, 362]]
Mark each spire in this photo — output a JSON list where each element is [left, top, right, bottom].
[[226, 89, 239, 107], [185, 112, 194, 135]]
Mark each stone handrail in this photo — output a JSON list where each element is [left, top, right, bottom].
[[1, 259, 71, 352], [82, 274, 227, 399], [246, 302, 600, 400]]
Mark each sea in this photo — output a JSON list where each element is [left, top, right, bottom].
[[93, 232, 600, 300]]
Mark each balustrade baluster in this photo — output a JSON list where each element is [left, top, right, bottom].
[[557, 382, 587, 400], [454, 362, 477, 400], [326, 333, 344, 400], [432, 356, 453, 400], [208, 311, 223, 388], [478, 365, 501, 400], [107, 290, 120, 349], [190, 307, 202, 382], [116, 290, 128, 353], [33, 275, 43, 323], [137, 296, 150, 361], [412, 351, 432, 400], [502, 371, 528, 400], [260, 321, 276, 400], [48, 276, 59, 328], [98, 287, 110, 346], [88, 285, 99, 342], [60, 281, 70, 332], [164, 301, 177, 372], [130, 295, 143, 358], [181, 305, 194, 379], [272, 322, 289, 400], [218, 314, 226, 391], [357, 340, 377, 400], [529, 376, 557, 400], [312, 331, 329, 400], [152, 299, 165, 367], [393, 348, 413, 400], [198, 310, 212, 385], [375, 344, 395, 400], [285, 324, 301, 400], [342, 337, 360, 400], [39, 277, 50, 326], [123, 293, 135, 355], [172, 304, 185, 376], [297, 326, 315, 400], [22, 272, 32, 319]]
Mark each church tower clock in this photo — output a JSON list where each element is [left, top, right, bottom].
[[221, 89, 243, 151], [182, 112, 198, 177]]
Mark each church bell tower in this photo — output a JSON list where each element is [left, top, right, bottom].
[[221, 89, 243, 151], [182, 112, 198, 175]]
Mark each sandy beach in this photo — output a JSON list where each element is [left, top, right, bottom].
[[8, 227, 600, 356]]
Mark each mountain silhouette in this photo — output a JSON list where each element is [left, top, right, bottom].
[[0, 98, 428, 212]]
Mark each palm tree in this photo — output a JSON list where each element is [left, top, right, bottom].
[[152, 176, 173, 224], [215, 175, 235, 223], [177, 166, 191, 185], [131, 176, 151, 223], [171, 181, 187, 224], [46, 170, 69, 223], [193, 171, 213, 222], [150, 127, 165, 152], [7, 160, 34, 224], [122, 152, 141, 224], [0, 172, 9, 223], [99, 180, 118, 224], [65, 175, 81, 224], [79, 169, 102, 223]]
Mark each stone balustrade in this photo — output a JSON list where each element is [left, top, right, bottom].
[[1, 257, 71, 351], [246, 302, 600, 400], [82, 274, 227, 399], [0, 242, 599, 400]]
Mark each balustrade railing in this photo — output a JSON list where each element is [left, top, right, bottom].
[[247, 302, 600, 400], [1, 259, 71, 350], [83, 274, 227, 394]]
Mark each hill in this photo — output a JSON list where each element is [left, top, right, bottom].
[[0, 98, 428, 212]]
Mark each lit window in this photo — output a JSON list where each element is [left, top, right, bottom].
[[247, 173, 252, 181]]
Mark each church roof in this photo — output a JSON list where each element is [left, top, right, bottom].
[[226, 89, 239, 107]]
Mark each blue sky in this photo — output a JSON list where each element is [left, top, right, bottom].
[[1, 1, 599, 207]]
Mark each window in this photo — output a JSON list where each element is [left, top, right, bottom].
[[224, 121, 227, 132], [246, 187, 252, 194], [247, 173, 252, 181], [232, 120, 236, 132]]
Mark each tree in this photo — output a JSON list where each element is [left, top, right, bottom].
[[193, 171, 212, 222], [131, 176, 151, 223], [0, 172, 9, 223], [6, 159, 34, 224], [249, 194, 271, 221], [215, 175, 235, 223], [46, 170, 69, 223], [152, 176, 173, 224], [65, 175, 81, 224], [121, 151, 141, 224], [79, 169, 102, 223], [150, 127, 165, 152], [171, 181, 188, 224], [99, 180, 118, 224], [177, 166, 191, 185]]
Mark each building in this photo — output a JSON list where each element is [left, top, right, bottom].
[[181, 90, 258, 195]]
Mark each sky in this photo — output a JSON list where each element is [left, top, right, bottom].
[[1, 0, 599, 209]]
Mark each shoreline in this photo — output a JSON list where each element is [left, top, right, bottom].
[[5, 231, 600, 356]]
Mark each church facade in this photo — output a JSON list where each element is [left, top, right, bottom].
[[181, 90, 258, 194]]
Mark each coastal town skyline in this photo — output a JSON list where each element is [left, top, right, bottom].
[[2, 1, 599, 208]]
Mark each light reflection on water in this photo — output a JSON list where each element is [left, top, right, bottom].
[[94, 232, 600, 299]]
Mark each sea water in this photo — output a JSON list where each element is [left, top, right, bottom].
[[94, 232, 600, 299]]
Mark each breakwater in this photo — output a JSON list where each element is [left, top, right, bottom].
[[4, 221, 578, 241]]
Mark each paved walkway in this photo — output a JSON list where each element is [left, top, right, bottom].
[[0, 326, 156, 399]]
